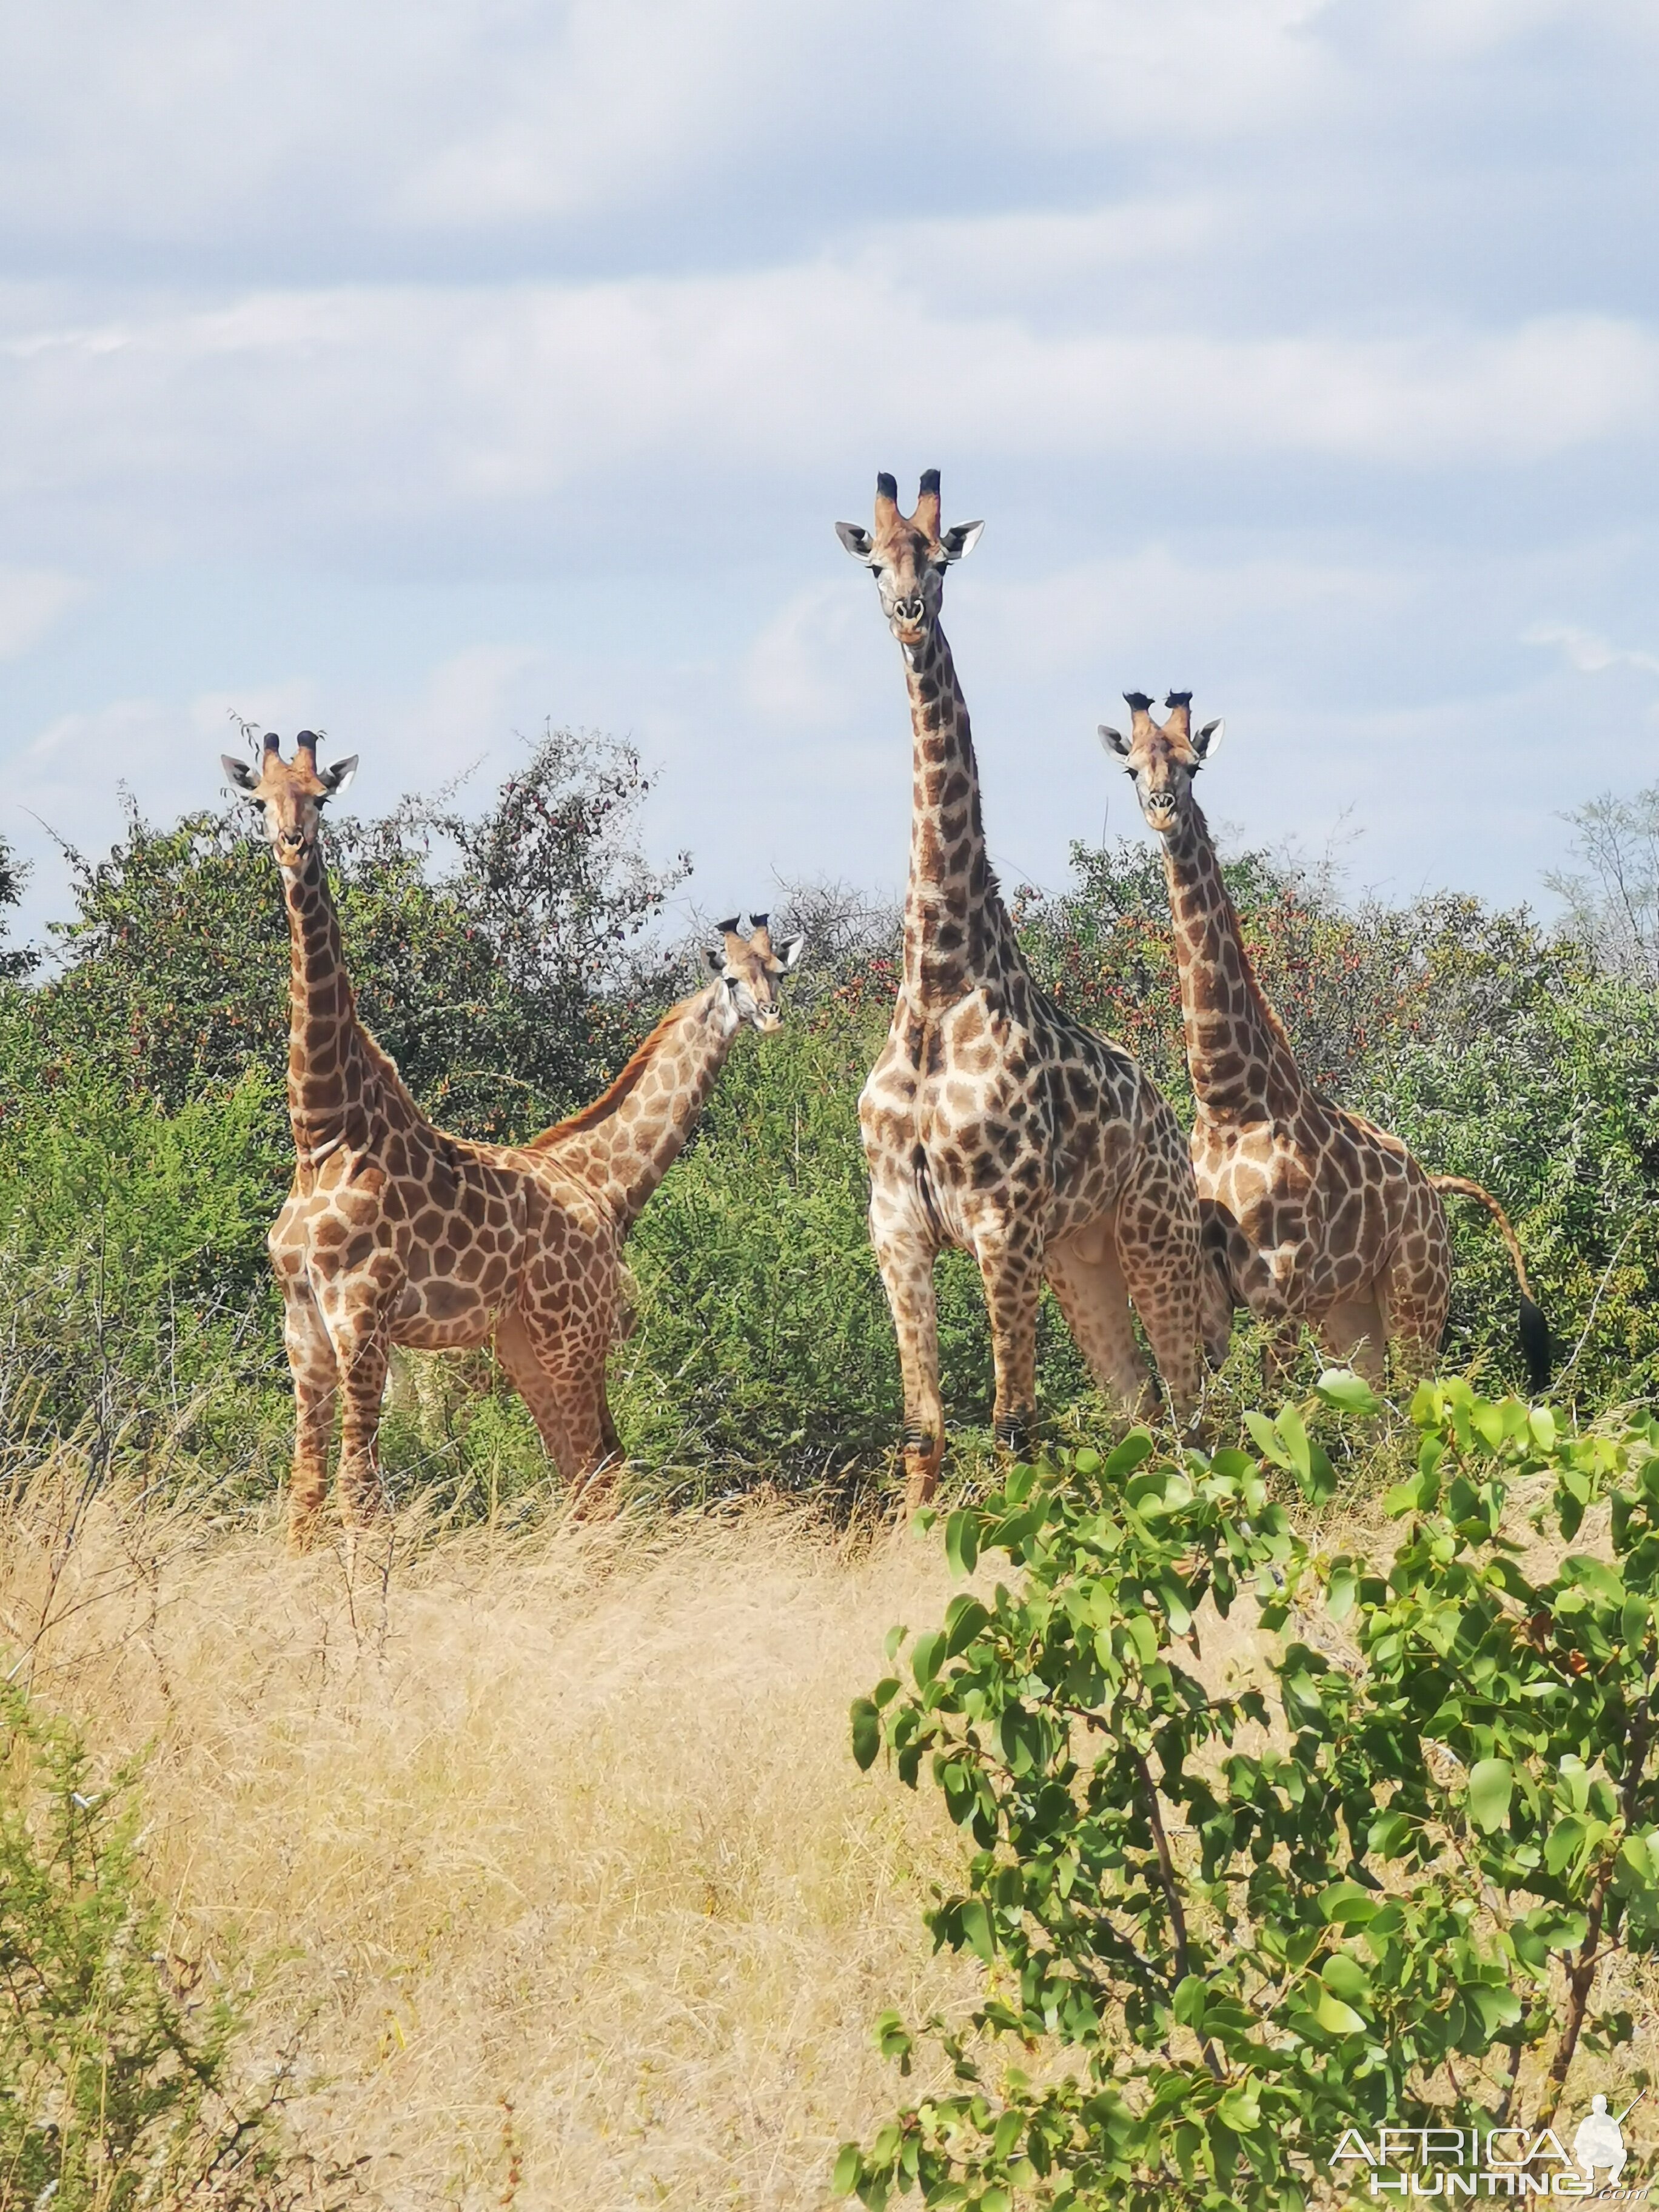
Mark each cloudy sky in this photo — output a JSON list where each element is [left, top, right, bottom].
[[1, 1, 1655, 944]]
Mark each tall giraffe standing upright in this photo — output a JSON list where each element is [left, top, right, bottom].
[[837, 474, 1215, 1512], [224, 729, 799, 1543], [1102, 691, 1548, 1386]]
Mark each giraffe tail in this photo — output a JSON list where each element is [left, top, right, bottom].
[[1429, 1175, 1551, 1394]]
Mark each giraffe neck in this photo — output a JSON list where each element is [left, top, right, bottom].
[[1162, 802, 1305, 1120], [280, 843, 376, 1164], [899, 620, 1017, 1007], [533, 984, 739, 1231]]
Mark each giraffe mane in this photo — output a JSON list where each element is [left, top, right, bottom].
[[526, 996, 697, 1147]]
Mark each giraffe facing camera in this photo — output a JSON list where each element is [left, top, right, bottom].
[[1101, 694, 1549, 1391], [838, 474, 1215, 1513]]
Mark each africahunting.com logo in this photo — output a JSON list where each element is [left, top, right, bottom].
[[1333, 2095, 1646, 2197]]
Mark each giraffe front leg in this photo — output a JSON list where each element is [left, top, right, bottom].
[[326, 1310, 393, 1535], [972, 1213, 1044, 1463], [870, 1211, 945, 1517], [280, 1274, 337, 1554]]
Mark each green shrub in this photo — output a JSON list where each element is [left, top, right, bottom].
[[0, 1680, 317, 2209], [839, 1379, 1659, 2209]]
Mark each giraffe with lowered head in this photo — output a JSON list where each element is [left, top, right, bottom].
[[224, 729, 799, 1544], [837, 474, 1217, 1512], [1102, 691, 1549, 1387]]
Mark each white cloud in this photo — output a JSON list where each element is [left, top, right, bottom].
[[1523, 622, 1659, 677], [1, 272, 1652, 569]]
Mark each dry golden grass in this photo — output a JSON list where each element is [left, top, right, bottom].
[[1, 1474, 979, 2210]]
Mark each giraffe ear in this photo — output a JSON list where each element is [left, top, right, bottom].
[[773, 935, 805, 971], [320, 754, 358, 796], [939, 520, 983, 563], [222, 754, 261, 793], [1099, 725, 1131, 759], [700, 945, 726, 978], [835, 521, 877, 565], [1194, 718, 1225, 761]]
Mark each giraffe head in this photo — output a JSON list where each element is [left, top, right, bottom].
[[1099, 692, 1225, 840], [699, 914, 804, 1034], [835, 470, 984, 649], [222, 731, 358, 874]]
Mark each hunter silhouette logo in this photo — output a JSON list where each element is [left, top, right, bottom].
[[1572, 2094, 1640, 2193], [1332, 2095, 1646, 2196]]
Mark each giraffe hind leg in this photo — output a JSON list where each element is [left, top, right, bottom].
[[972, 1215, 1045, 1460], [493, 1309, 575, 1482], [1317, 1296, 1387, 1386], [1045, 1229, 1153, 1419]]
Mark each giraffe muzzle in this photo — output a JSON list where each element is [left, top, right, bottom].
[[891, 594, 926, 629]]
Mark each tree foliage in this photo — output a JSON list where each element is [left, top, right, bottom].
[[1549, 782, 1659, 987], [840, 1381, 1659, 2210]]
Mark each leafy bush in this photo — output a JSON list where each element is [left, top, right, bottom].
[[0, 1678, 320, 2209], [840, 1379, 1659, 2210]]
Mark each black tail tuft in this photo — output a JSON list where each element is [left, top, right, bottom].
[[1520, 1295, 1552, 1395]]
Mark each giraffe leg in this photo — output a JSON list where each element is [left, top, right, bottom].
[[1376, 1255, 1449, 1384], [492, 1309, 575, 1479], [1113, 1124, 1207, 1427], [870, 1219, 945, 1514], [1318, 1297, 1387, 1385], [1045, 1227, 1154, 1417], [971, 1215, 1044, 1460], [327, 1312, 392, 1533], [1263, 1320, 1305, 1397], [280, 1276, 337, 1553], [501, 1278, 623, 1513]]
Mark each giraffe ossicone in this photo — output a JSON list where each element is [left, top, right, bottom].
[[1107, 692, 1548, 1390], [227, 731, 801, 1547], [836, 472, 1212, 1515]]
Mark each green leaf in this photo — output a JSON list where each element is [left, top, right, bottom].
[[1383, 1476, 1423, 1519], [1544, 1815, 1586, 1875], [1218, 2087, 1262, 2133], [851, 1698, 882, 1771], [1315, 1368, 1382, 1416], [945, 1509, 980, 1578], [1564, 1555, 1624, 1606], [831, 2145, 862, 2196], [1315, 1990, 1367, 2037], [1276, 1401, 1313, 1480], [1244, 1410, 1289, 1468], [911, 1632, 946, 1690], [1469, 1757, 1514, 1834], [944, 1596, 990, 1657], [1319, 1882, 1378, 1927], [960, 1898, 997, 1964], [1326, 1565, 1357, 1621], [1172, 1976, 1208, 2028], [1322, 1953, 1372, 2005], [1105, 1431, 1155, 1480], [1470, 1985, 1523, 2033]]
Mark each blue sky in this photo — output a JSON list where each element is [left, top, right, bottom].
[[1, 1, 1656, 945]]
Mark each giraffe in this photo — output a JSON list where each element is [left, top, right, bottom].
[[223, 730, 799, 1544], [1101, 691, 1549, 1389], [836, 473, 1215, 1513]]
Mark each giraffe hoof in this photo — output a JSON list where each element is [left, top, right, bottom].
[[994, 1413, 1034, 1461]]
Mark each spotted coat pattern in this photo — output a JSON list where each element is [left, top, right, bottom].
[[1105, 692, 1544, 1385], [226, 732, 794, 1546], [837, 477, 1208, 1513]]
